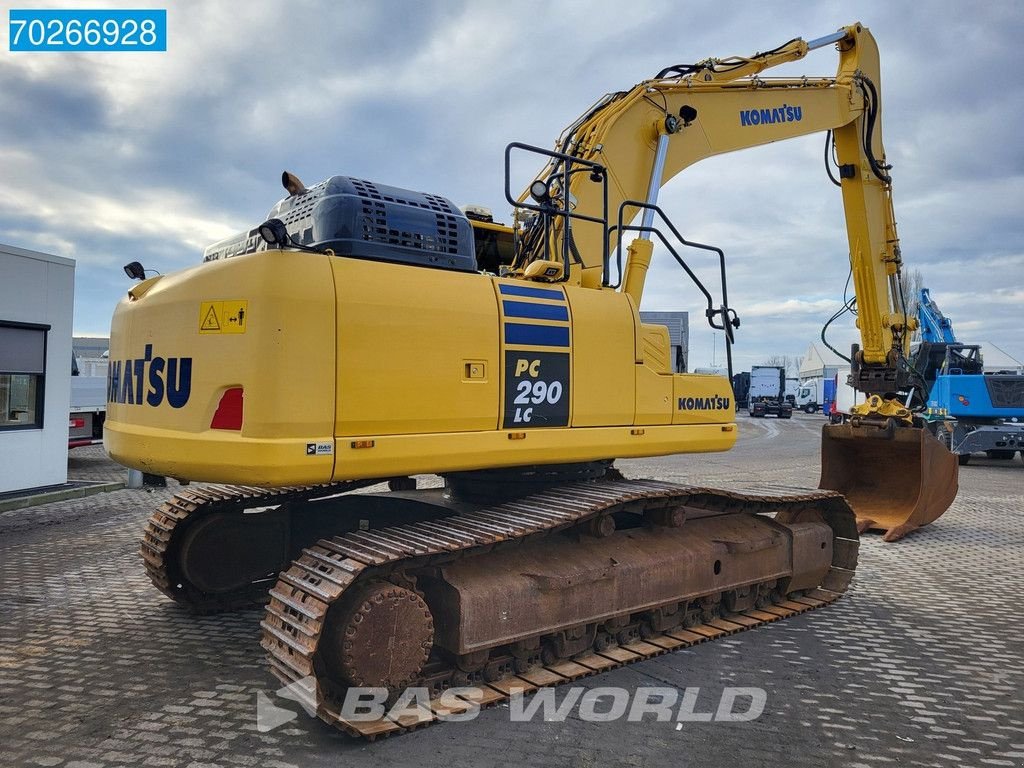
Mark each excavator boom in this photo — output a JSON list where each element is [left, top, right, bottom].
[[508, 22, 956, 539]]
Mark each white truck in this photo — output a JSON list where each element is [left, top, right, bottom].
[[796, 378, 825, 413], [784, 377, 799, 407], [748, 366, 793, 418], [69, 353, 106, 448], [828, 366, 864, 423]]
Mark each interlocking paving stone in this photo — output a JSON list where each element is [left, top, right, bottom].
[[0, 415, 1021, 767]]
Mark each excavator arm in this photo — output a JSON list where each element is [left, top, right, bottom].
[[511, 23, 956, 539], [516, 23, 915, 402]]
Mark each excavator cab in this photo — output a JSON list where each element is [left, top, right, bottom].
[[464, 207, 517, 274], [819, 422, 958, 541]]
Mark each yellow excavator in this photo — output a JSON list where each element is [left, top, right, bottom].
[[107, 23, 957, 737]]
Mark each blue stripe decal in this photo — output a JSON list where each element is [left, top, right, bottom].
[[504, 323, 570, 348], [499, 284, 565, 301], [502, 300, 569, 322]]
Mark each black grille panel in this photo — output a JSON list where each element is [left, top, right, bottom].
[[985, 376, 1024, 408], [203, 176, 477, 271], [347, 178, 463, 256], [269, 176, 475, 271]]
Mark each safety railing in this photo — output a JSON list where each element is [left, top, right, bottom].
[[504, 142, 609, 283], [610, 200, 740, 380]]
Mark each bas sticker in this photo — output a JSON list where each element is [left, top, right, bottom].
[[200, 300, 248, 334], [306, 442, 333, 456]]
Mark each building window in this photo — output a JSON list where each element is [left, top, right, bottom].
[[0, 322, 48, 430]]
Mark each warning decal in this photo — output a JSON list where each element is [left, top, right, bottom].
[[201, 305, 221, 331], [199, 300, 248, 334]]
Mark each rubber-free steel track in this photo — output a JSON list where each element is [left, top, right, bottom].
[[256, 479, 858, 739], [140, 481, 378, 613]]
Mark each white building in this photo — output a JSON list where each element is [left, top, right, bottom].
[[73, 336, 110, 377], [799, 342, 849, 382], [0, 243, 75, 494]]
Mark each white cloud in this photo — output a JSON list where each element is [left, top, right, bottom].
[[0, 0, 1020, 365], [0, 153, 239, 266]]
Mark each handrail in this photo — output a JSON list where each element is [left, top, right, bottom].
[[610, 200, 739, 380], [504, 142, 609, 282]]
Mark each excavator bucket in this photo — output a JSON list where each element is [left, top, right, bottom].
[[819, 423, 958, 542]]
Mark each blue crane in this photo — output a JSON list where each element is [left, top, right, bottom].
[[915, 289, 1024, 465], [917, 288, 956, 344]]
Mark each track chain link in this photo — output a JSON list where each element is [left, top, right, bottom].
[[255, 479, 858, 738]]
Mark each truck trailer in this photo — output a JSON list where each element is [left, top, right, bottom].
[[748, 366, 793, 418]]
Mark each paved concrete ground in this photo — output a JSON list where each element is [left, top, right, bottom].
[[1, 415, 1022, 768]]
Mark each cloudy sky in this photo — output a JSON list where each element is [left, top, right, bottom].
[[2, 0, 1022, 373]]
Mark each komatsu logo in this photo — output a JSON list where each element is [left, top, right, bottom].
[[739, 105, 802, 126], [107, 344, 192, 408], [678, 396, 731, 411]]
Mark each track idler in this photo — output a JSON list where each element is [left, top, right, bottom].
[[819, 421, 958, 541], [321, 581, 434, 690]]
